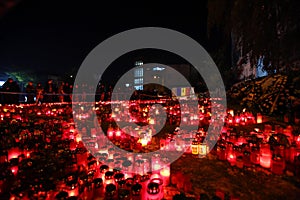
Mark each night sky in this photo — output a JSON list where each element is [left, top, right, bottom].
[[0, 0, 208, 78]]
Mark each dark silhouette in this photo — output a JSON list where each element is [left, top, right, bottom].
[[25, 81, 35, 103], [1, 78, 20, 105], [35, 83, 44, 104], [44, 79, 56, 103]]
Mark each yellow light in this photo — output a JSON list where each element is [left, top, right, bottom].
[[149, 118, 155, 125], [138, 138, 148, 147], [257, 113, 262, 124], [160, 167, 170, 177]]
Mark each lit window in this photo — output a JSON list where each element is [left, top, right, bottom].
[[134, 68, 143, 77], [134, 78, 143, 84], [134, 85, 143, 90]]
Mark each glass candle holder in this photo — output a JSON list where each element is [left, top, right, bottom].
[[159, 158, 170, 186], [132, 183, 142, 196], [286, 144, 297, 163], [191, 140, 199, 157], [271, 154, 286, 175], [274, 145, 285, 158], [122, 159, 133, 179], [114, 173, 125, 183], [198, 142, 209, 158], [93, 178, 103, 188], [105, 183, 117, 198], [100, 164, 109, 180], [118, 188, 131, 200], [260, 143, 272, 168], [151, 153, 161, 172], [142, 158, 151, 175], [125, 177, 134, 189], [243, 151, 252, 167], [105, 171, 115, 185], [236, 156, 244, 169], [134, 159, 145, 175], [118, 179, 127, 189], [250, 146, 260, 165], [147, 182, 161, 200], [107, 159, 114, 171], [226, 144, 236, 166], [217, 145, 227, 161]]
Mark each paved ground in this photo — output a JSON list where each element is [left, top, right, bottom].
[[170, 154, 300, 200]]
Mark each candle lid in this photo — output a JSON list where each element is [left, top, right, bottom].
[[105, 171, 114, 179], [93, 178, 103, 184], [105, 183, 116, 195], [125, 178, 134, 187], [100, 164, 109, 172], [114, 173, 124, 180], [132, 183, 142, 193], [118, 189, 130, 199], [122, 160, 132, 168]]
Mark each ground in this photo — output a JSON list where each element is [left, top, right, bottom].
[[170, 154, 300, 200]]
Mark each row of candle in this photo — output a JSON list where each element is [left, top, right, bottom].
[[189, 126, 300, 176]]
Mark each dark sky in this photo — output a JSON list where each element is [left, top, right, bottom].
[[0, 0, 208, 77]]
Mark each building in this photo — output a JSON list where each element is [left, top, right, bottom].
[[114, 61, 196, 99]]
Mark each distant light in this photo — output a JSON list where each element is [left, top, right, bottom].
[[0, 81, 5, 87], [135, 61, 143, 67], [70, 75, 73, 78], [125, 83, 130, 87], [153, 67, 165, 71]]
